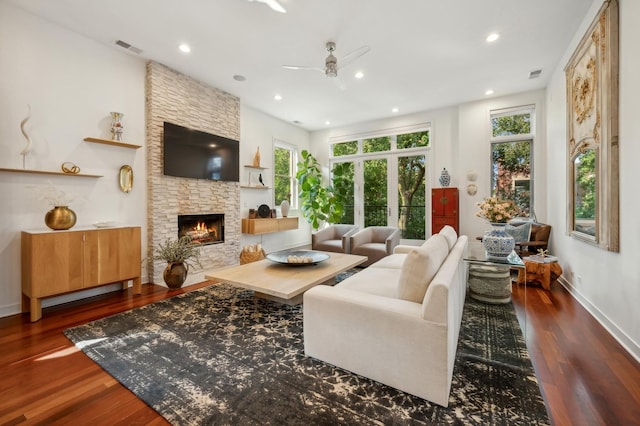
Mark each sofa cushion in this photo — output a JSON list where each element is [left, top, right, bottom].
[[439, 225, 457, 251], [397, 234, 450, 303], [336, 267, 398, 298], [370, 253, 406, 269]]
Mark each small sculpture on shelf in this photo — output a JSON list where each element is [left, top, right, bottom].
[[110, 112, 124, 141], [19, 104, 32, 169]]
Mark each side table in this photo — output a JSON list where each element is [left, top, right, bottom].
[[517, 260, 562, 290]]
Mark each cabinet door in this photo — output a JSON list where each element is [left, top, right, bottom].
[[86, 227, 141, 286], [442, 188, 458, 217], [26, 232, 85, 297]]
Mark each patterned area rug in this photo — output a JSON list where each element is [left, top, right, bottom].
[[64, 283, 549, 425]]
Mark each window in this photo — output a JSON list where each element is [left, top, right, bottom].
[[329, 127, 430, 239], [273, 142, 297, 208], [490, 107, 534, 217]]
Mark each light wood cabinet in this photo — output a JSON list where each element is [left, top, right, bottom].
[[21, 226, 142, 322], [241, 217, 298, 234]]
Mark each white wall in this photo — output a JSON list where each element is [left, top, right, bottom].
[[546, 0, 640, 360], [240, 105, 312, 251], [0, 2, 147, 316]]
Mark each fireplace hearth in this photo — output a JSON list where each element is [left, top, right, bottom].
[[178, 214, 224, 246]]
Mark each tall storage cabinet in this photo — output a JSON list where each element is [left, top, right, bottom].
[[431, 188, 459, 234], [21, 226, 142, 322]]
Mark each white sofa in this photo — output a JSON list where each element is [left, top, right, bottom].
[[303, 226, 468, 407]]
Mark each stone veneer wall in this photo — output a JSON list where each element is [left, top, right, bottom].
[[146, 61, 241, 284]]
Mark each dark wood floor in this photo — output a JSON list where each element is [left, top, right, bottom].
[[1, 280, 638, 425]]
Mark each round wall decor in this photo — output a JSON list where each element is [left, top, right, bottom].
[[257, 204, 271, 218]]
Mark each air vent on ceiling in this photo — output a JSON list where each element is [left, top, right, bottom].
[[115, 40, 143, 55], [529, 69, 542, 79]]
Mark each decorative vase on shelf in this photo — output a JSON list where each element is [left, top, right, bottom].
[[110, 112, 124, 141], [163, 262, 188, 289], [44, 206, 77, 230], [252, 147, 261, 167], [280, 199, 290, 217], [439, 168, 451, 187], [482, 223, 515, 259]]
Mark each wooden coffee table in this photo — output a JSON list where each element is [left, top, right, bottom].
[[204, 251, 367, 305]]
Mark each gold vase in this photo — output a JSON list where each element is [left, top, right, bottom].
[[44, 206, 77, 230]]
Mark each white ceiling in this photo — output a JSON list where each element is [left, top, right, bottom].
[[9, 0, 593, 131]]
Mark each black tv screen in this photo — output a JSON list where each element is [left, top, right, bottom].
[[163, 122, 240, 182]]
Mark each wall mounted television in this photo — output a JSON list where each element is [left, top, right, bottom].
[[163, 121, 240, 182]]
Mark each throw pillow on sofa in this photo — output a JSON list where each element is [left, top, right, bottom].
[[397, 234, 450, 303]]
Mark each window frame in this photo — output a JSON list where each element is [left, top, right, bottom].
[[489, 106, 535, 218], [272, 139, 298, 210]]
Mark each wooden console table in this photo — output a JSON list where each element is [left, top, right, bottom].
[[21, 226, 142, 322]]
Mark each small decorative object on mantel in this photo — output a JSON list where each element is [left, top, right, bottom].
[[61, 162, 81, 174], [476, 196, 521, 259], [110, 112, 124, 141], [252, 146, 261, 167], [19, 104, 33, 169], [439, 168, 451, 187]]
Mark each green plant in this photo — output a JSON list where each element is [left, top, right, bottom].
[[152, 236, 202, 268], [296, 150, 348, 230]]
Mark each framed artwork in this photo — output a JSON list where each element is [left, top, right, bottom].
[[565, 0, 619, 252]]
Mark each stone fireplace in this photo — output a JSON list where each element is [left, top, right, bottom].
[[178, 213, 224, 246], [146, 61, 241, 285]]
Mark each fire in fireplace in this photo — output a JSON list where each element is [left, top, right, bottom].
[[178, 214, 224, 246]]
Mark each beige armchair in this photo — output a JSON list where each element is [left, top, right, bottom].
[[349, 226, 401, 267], [312, 224, 360, 254]]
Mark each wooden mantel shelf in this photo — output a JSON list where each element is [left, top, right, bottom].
[[84, 137, 142, 149], [0, 167, 102, 178]]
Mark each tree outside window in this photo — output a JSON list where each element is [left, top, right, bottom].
[[490, 109, 534, 216], [274, 145, 296, 207]]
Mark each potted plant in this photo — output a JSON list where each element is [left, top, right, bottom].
[[476, 197, 521, 259], [152, 236, 202, 289], [296, 150, 349, 230]]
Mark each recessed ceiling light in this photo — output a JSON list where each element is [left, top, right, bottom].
[[178, 43, 191, 53], [209, 144, 217, 148], [325, 120, 331, 125], [274, 94, 282, 101], [486, 33, 499, 43], [233, 74, 246, 82], [485, 89, 494, 95], [354, 71, 364, 79], [392, 107, 399, 113]]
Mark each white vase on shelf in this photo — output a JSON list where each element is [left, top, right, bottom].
[[280, 200, 290, 217]]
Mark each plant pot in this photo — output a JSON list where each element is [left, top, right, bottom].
[[44, 206, 77, 230], [163, 262, 188, 289], [482, 223, 515, 259]]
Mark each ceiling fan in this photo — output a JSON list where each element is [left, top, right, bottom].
[[283, 41, 371, 78], [248, 0, 286, 14]]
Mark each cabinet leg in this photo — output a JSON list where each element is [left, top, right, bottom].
[[132, 277, 142, 294], [121, 281, 129, 291], [30, 298, 42, 322]]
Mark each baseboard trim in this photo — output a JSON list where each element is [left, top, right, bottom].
[[558, 276, 640, 363]]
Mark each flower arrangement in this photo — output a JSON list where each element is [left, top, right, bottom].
[[29, 182, 77, 207], [476, 196, 521, 223]]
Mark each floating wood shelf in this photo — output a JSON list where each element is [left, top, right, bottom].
[[242, 217, 298, 235], [84, 137, 141, 149], [240, 185, 270, 190], [243, 165, 268, 170], [0, 167, 103, 178]]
